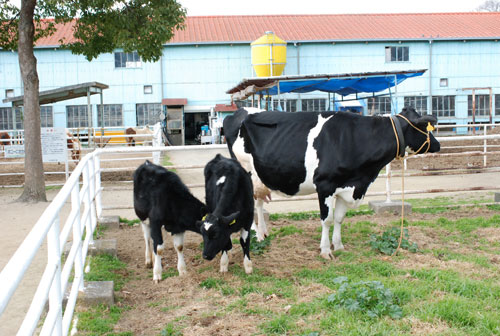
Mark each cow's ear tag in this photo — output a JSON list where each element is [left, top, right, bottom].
[[229, 219, 236, 226], [202, 215, 207, 221], [426, 122, 435, 132]]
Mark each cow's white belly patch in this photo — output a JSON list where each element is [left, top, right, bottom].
[[298, 114, 334, 195], [327, 186, 363, 207]]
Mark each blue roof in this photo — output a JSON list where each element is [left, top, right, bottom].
[[266, 71, 424, 96], [227, 69, 426, 99]]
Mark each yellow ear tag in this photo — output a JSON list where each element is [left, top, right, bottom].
[[202, 215, 207, 221], [229, 219, 236, 226], [426, 122, 435, 132]]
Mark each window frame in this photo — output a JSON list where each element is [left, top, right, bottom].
[[0, 107, 23, 130], [301, 98, 326, 112], [385, 46, 409, 62], [97, 104, 123, 127], [404, 96, 428, 115], [367, 96, 391, 115], [40, 106, 53, 128], [114, 51, 142, 68], [467, 94, 491, 117], [432, 95, 455, 118], [66, 105, 90, 128], [136, 103, 162, 126]]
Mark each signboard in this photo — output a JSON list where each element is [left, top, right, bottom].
[[41, 128, 67, 162], [4, 128, 68, 162], [5, 145, 25, 158]]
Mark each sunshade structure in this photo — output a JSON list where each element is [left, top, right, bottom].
[[227, 69, 426, 101]]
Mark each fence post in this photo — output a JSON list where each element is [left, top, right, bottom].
[[42, 217, 63, 336], [94, 153, 103, 219], [152, 122, 162, 165], [385, 162, 392, 203], [71, 184, 84, 292], [483, 125, 487, 167]]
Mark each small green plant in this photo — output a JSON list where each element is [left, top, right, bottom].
[[200, 277, 225, 289], [85, 254, 129, 291], [160, 322, 183, 336], [119, 217, 141, 226], [250, 230, 272, 255], [369, 226, 418, 255], [327, 277, 402, 319]]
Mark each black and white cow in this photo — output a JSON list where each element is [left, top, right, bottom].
[[223, 106, 440, 259], [196, 154, 255, 274], [133, 160, 205, 282]]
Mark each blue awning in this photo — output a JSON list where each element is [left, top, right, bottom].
[[227, 69, 426, 100], [265, 72, 424, 96]]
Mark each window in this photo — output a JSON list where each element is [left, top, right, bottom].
[[97, 104, 123, 127], [440, 78, 448, 87], [114, 51, 141, 68], [468, 95, 490, 117], [301, 98, 326, 112], [235, 100, 253, 108], [404, 96, 428, 114], [136, 103, 162, 126], [273, 99, 297, 112], [40, 106, 53, 127], [385, 46, 409, 62], [143, 85, 153, 94], [5, 89, 14, 98], [0, 107, 23, 130], [432, 96, 455, 118], [66, 105, 90, 128], [367, 97, 391, 115]]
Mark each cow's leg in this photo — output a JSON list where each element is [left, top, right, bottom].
[[150, 220, 164, 283], [255, 199, 268, 241], [319, 194, 335, 260], [172, 232, 187, 276], [240, 228, 253, 274], [332, 197, 348, 251], [220, 241, 233, 273], [141, 220, 153, 268]]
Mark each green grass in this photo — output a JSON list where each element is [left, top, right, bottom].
[[85, 254, 129, 291], [162, 154, 176, 172], [77, 304, 130, 335], [86, 194, 500, 336], [119, 217, 140, 226]]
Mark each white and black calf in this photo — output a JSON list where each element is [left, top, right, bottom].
[[223, 106, 440, 259], [196, 154, 255, 274], [133, 160, 205, 282]]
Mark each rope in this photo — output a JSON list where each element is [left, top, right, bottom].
[[389, 115, 435, 256]]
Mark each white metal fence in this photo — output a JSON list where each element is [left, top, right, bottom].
[[0, 129, 499, 335]]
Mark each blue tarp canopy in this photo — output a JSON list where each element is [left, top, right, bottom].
[[227, 69, 426, 100]]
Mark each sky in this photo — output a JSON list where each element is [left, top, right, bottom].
[[8, 0, 489, 15], [177, 0, 487, 15]]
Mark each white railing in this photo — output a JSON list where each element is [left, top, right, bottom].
[[0, 131, 499, 335], [0, 151, 102, 336]]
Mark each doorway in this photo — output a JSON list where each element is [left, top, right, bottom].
[[184, 112, 209, 145]]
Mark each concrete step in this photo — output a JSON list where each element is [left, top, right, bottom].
[[368, 200, 412, 215]]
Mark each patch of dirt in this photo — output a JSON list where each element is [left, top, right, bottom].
[[105, 206, 500, 335]]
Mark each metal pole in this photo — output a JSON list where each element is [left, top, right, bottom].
[[87, 89, 92, 148], [472, 89, 476, 135]]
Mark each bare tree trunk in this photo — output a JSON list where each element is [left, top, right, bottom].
[[17, 0, 47, 203]]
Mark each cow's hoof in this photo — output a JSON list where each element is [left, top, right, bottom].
[[334, 244, 345, 252], [153, 279, 161, 284], [320, 251, 334, 260], [145, 261, 153, 269], [178, 268, 187, 276]]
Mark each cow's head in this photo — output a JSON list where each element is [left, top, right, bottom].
[[196, 212, 239, 260], [398, 106, 440, 154]]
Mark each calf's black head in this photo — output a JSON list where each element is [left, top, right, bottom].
[[398, 106, 440, 154], [197, 212, 239, 260]]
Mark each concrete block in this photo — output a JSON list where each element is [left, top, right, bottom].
[[88, 239, 117, 257], [369, 200, 412, 215], [254, 208, 270, 224], [63, 239, 117, 258], [495, 192, 500, 202], [98, 215, 120, 229], [63, 281, 114, 308]]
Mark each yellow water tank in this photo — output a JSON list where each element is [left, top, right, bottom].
[[251, 31, 287, 77]]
